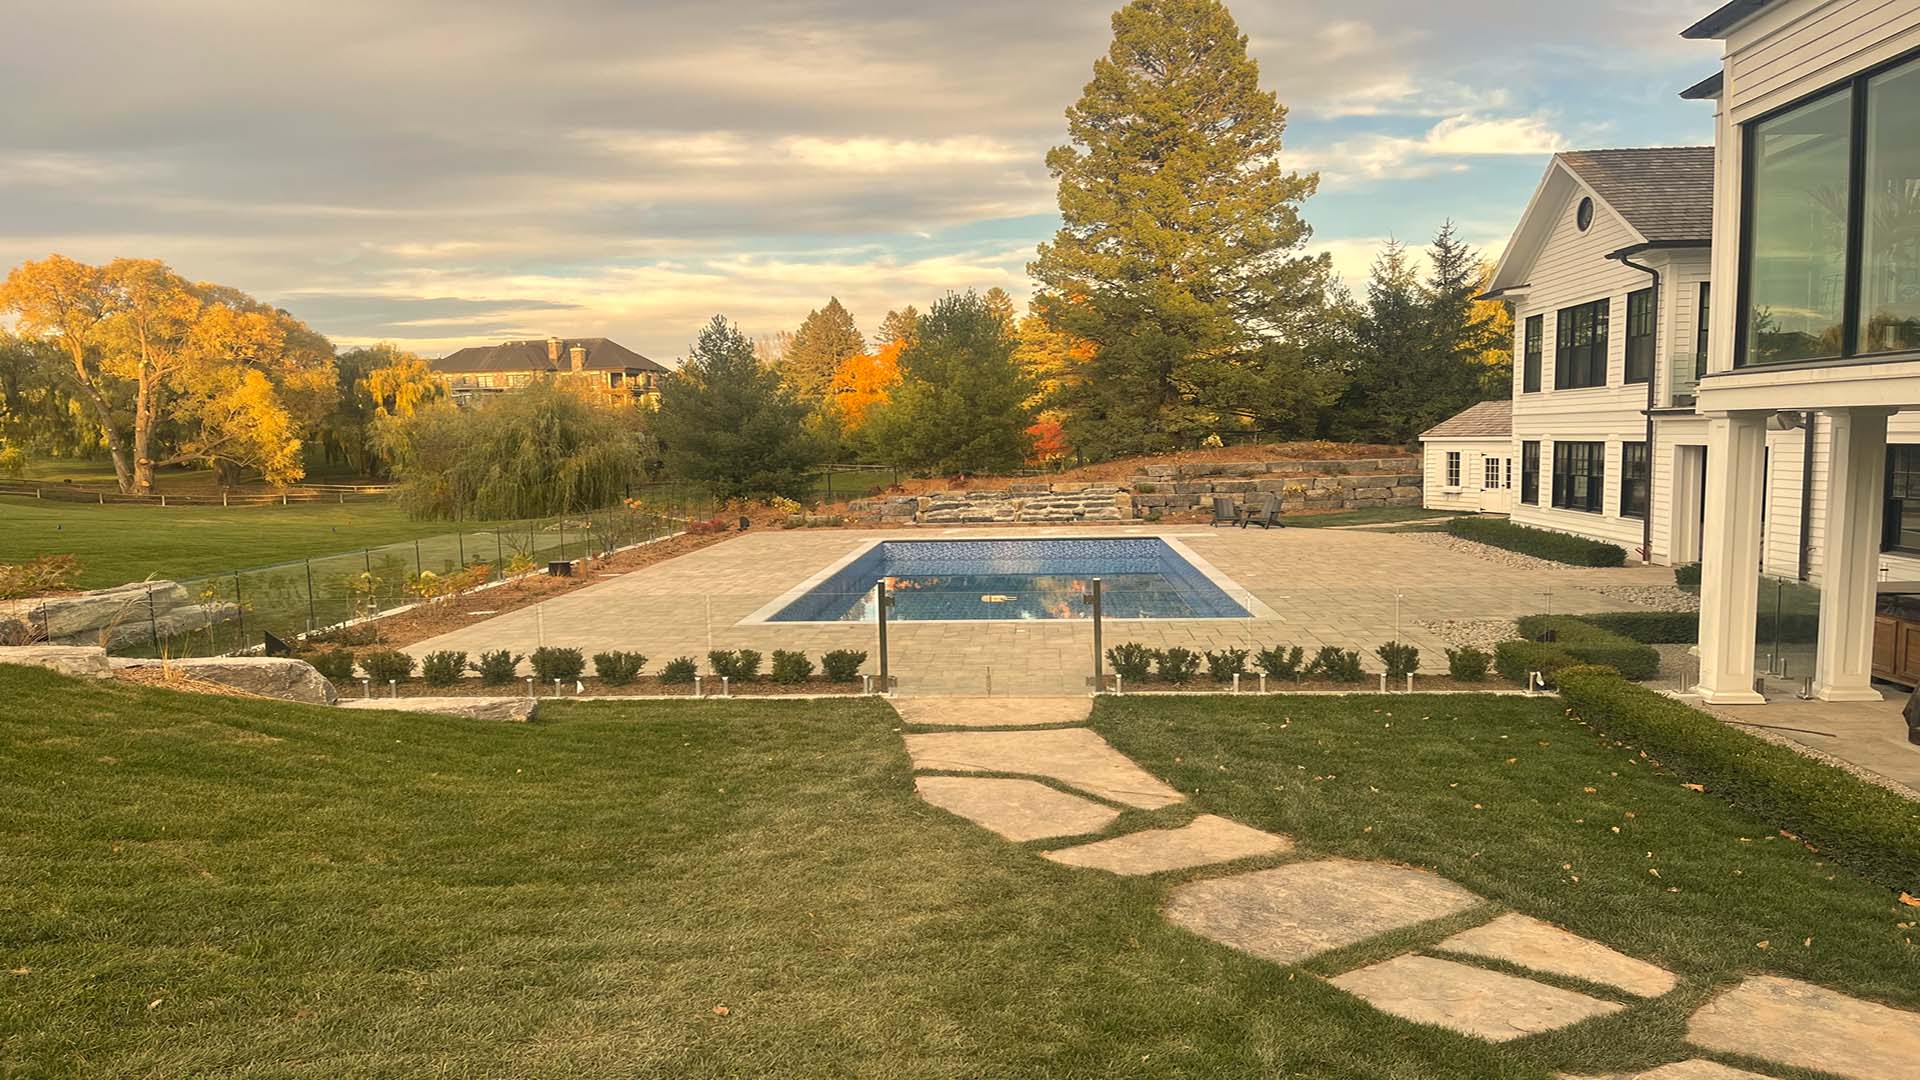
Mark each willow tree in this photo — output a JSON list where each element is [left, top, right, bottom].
[[1030, 0, 1328, 458]]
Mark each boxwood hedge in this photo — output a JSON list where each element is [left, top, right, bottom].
[[1513, 614, 1661, 680], [1557, 665, 1920, 894], [1579, 610, 1699, 644], [1446, 517, 1628, 566], [1493, 640, 1579, 685]]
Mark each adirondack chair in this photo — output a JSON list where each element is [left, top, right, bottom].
[[1210, 496, 1240, 527], [1240, 493, 1285, 529]]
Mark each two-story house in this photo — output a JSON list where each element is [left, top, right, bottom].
[[431, 336, 668, 407]]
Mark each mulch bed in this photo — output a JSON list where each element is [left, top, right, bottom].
[[327, 675, 873, 700]]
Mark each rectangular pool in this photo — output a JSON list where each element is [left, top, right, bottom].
[[761, 538, 1253, 622]]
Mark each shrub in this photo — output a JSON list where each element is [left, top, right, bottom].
[[1557, 666, 1920, 894], [1156, 646, 1201, 684], [1106, 643, 1156, 683], [821, 649, 867, 682], [1674, 562, 1702, 589], [1204, 647, 1250, 682], [1513, 615, 1661, 681], [421, 650, 467, 687], [1445, 646, 1492, 682], [771, 650, 815, 684], [660, 656, 698, 684], [1493, 639, 1578, 685], [1255, 645, 1305, 680], [1306, 646, 1363, 683], [0, 444, 25, 478], [1580, 610, 1699, 644], [472, 649, 522, 685], [0, 554, 79, 600], [1375, 641, 1419, 678], [359, 648, 415, 684], [707, 649, 764, 680], [1446, 517, 1627, 567], [593, 650, 647, 685], [307, 622, 383, 647], [307, 648, 356, 682], [530, 646, 586, 682]]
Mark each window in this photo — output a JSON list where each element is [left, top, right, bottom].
[[1555, 299, 1610, 389], [1738, 53, 1920, 365], [1696, 282, 1711, 378], [1445, 451, 1461, 488], [1506, 457, 1513, 490], [1884, 446, 1920, 553], [1621, 442, 1650, 519], [1625, 288, 1654, 384], [1521, 441, 1540, 505], [1551, 441, 1604, 513], [1484, 457, 1503, 490], [1576, 196, 1594, 231], [1522, 315, 1543, 392]]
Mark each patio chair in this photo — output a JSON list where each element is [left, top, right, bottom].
[[1240, 493, 1285, 529], [1210, 496, 1240, 527]]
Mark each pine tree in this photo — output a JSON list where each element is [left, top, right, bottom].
[[875, 306, 919, 347], [866, 293, 1034, 475], [654, 316, 823, 500], [1030, 0, 1326, 459], [784, 298, 865, 399]]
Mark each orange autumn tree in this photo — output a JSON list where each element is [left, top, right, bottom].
[[825, 340, 903, 431]]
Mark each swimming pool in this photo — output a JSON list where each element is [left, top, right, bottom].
[[759, 538, 1254, 622]]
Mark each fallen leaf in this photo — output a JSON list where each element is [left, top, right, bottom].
[[8, 968, 28, 976], [147, 999, 163, 1010], [1683, 783, 1705, 792], [1755, 940, 1769, 950], [712, 1005, 730, 1017], [1899, 892, 1920, 908], [1649, 868, 1660, 877]]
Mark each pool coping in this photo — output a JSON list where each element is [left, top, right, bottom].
[[736, 532, 1280, 626]]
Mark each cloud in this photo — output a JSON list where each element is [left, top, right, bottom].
[[1290, 113, 1568, 183]]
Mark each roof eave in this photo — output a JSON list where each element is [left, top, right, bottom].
[[1680, 71, 1724, 100], [1682, 0, 1776, 40], [1605, 239, 1713, 260]]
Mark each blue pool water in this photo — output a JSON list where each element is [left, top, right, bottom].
[[767, 538, 1252, 622]]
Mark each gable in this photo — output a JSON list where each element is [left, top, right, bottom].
[[1484, 161, 1646, 298]]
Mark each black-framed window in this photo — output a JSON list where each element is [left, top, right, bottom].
[[1523, 314, 1543, 392], [1625, 288, 1654, 384], [1551, 441, 1604, 513], [1739, 51, 1920, 365], [1555, 299, 1609, 389], [1621, 441, 1649, 519], [1696, 282, 1711, 377], [1884, 445, 1920, 553], [1445, 451, 1461, 487], [1521, 441, 1540, 505]]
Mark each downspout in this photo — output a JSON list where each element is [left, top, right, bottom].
[[1798, 412, 1815, 581], [1610, 252, 1660, 563]]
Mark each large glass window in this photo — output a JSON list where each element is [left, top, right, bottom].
[[1551, 441, 1604, 513], [1860, 62, 1920, 355], [1696, 282, 1711, 376], [1621, 442, 1649, 519], [1884, 445, 1920, 553], [1625, 288, 1654, 383], [1743, 88, 1853, 364], [1555, 300, 1610, 389], [1521, 441, 1540, 505], [1523, 315, 1543, 392]]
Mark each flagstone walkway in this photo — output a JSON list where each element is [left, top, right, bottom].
[[895, 695, 1920, 1079]]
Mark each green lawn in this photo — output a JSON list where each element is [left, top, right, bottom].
[[1285, 507, 1459, 528], [6, 670, 1916, 1078]]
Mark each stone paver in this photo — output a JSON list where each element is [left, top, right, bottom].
[[1331, 954, 1623, 1042], [893, 697, 1091, 729], [1556, 1060, 1777, 1080], [1043, 814, 1291, 875], [904, 727, 1184, 809], [1687, 975, 1920, 1080], [914, 776, 1119, 841], [1437, 913, 1677, 998], [1162, 858, 1481, 965]]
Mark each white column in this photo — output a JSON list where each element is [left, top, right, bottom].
[[1695, 411, 1769, 704], [1813, 408, 1891, 702]]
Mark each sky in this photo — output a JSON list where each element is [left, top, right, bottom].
[[0, 0, 1724, 363]]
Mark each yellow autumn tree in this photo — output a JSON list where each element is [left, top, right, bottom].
[[1472, 261, 1514, 373], [826, 340, 903, 431]]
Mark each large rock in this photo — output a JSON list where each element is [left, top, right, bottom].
[[0, 580, 236, 650], [337, 696, 539, 722], [0, 644, 113, 679], [112, 656, 337, 704]]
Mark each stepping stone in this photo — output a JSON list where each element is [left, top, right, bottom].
[[903, 728, 1183, 809], [1163, 858, 1480, 965], [1436, 913, 1677, 998], [914, 776, 1119, 842], [1556, 1060, 1778, 1080], [1688, 975, 1920, 1080], [1330, 954, 1623, 1042], [1044, 815, 1291, 875], [892, 697, 1090, 728]]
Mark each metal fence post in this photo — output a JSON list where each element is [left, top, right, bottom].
[[233, 572, 244, 650], [413, 539, 423, 578], [304, 559, 316, 632], [456, 530, 465, 568], [495, 530, 504, 576], [558, 514, 567, 562], [147, 585, 159, 650], [875, 579, 890, 692]]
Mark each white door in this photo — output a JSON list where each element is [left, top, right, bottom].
[[1478, 455, 1510, 513]]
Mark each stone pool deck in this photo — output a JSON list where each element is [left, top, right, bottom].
[[405, 525, 1674, 696]]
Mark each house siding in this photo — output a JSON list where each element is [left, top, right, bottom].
[[1419, 438, 1510, 512]]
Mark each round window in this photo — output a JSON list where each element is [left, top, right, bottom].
[[1576, 196, 1594, 231]]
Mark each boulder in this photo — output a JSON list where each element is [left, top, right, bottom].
[[0, 644, 113, 679], [338, 696, 538, 722], [0, 580, 236, 650], [112, 656, 337, 704]]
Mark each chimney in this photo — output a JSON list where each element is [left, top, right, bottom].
[[569, 344, 587, 372], [546, 336, 561, 364]]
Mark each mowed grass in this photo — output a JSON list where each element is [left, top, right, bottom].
[[1092, 694, 1920, 1077], [4, 666, 1539, 1080], [0, 497, 463, 588], [1284, 506, 1459, 529]]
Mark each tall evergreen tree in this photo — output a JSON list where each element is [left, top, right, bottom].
[[875, 306, 919, 347], [1030, 0, 1326, 459], [654, 316, 823, 500], [783, 297, 864, 400], [866, 292, 1034, 475]]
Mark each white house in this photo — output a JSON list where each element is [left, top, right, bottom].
[[1683, 0, 1920, 706], [1418, 400, 1512, 513]]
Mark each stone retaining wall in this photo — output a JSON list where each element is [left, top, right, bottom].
[[850, 484, 1131, 524]]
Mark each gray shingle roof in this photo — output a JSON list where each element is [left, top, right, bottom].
[[1557, 147, 1715, 244], [1420, 399, 1512, 440], [432, 337, 667, 375]]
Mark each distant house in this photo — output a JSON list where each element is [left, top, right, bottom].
[[1418, 400, 1513, 513], [431, 337, 669, 406]]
